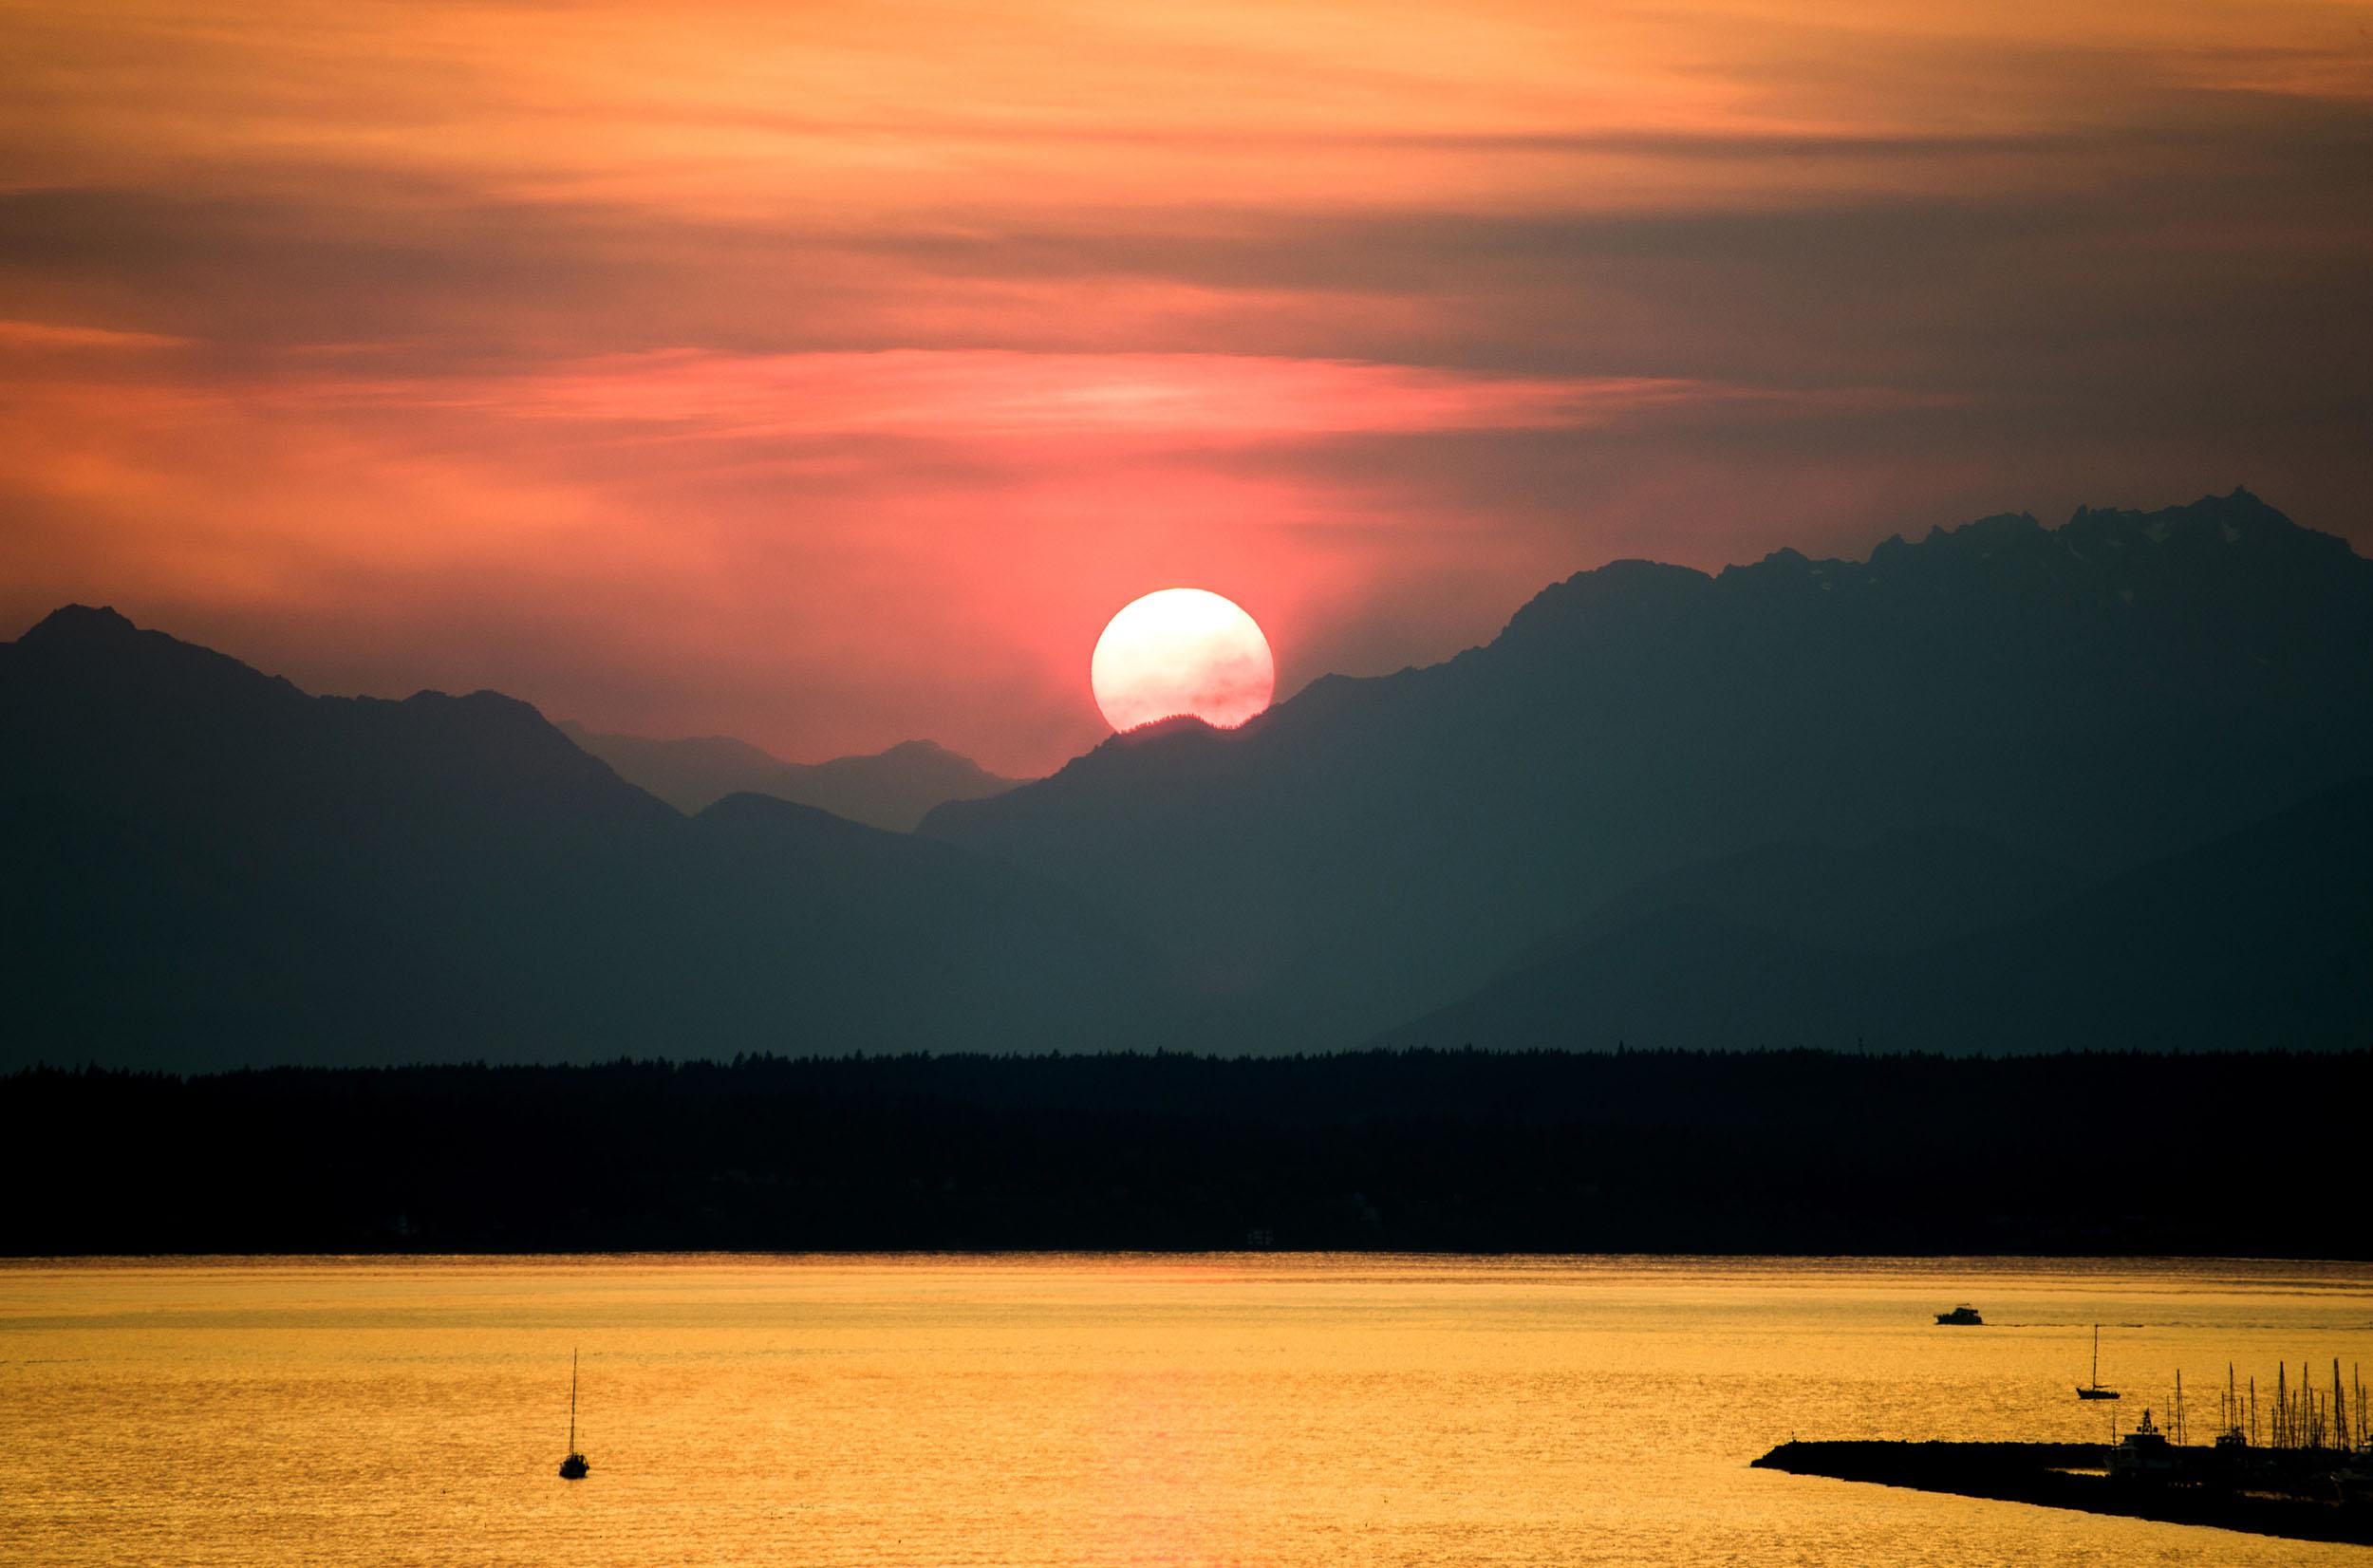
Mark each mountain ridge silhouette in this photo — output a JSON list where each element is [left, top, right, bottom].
[[2, 606, 1168, 1068], [9, 490, 2371, 1066], [558, 720, 1018, 831], [924, 490, 2373, 1048]]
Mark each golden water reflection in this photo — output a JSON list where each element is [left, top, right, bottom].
[[2, 1254, 2366, 1566]]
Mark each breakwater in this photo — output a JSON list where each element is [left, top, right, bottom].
[[1752, 1440, 2373, 1546]]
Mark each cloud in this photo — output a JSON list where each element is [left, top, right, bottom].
[[1, 0, 2368, 773], [0, 319, 190, 351], [420, 349, 1726, 441]]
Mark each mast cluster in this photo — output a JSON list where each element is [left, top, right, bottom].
[[2181, 1358, 2367, 1450]]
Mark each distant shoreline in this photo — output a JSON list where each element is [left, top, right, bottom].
[[9, 1250, 2373, 1268], [8, 1050, 2364, 1259]]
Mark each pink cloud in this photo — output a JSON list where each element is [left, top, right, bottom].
[[0, 320, 191, 351], [420, 350, 1712, 444]]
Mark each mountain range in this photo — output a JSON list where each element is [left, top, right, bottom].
[[923, 490, 2373, 1050], [556, 722, 1018, 831], [5, 490, 2369, 1068], [1, 607, 1160, 1069]]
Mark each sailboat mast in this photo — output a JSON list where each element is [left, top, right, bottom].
[[570, 1349, 579, 1452], [2091, 1324, 2099, 1386]]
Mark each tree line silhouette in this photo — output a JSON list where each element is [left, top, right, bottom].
[[5, 1049, 2361, 1256]]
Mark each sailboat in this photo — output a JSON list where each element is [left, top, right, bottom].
[[559, 1350, 590, 1478], [2077, 1323, 2121, 1400]]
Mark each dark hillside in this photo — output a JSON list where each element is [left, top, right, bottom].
[[1, 607, 1169, 1067], [1377, 776, 2373, 1053], [928, 493, 2373, 1048]]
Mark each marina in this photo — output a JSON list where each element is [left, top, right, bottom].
[[1754, 1432, 2373, 1546], [1760, 1353, 2373, 1545], [1756, 1432, 2373, 1546]]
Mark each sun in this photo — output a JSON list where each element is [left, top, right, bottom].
[[1091, 588, 1275, 733]]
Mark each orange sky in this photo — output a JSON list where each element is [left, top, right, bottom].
[[5, 0, 2370, 773]]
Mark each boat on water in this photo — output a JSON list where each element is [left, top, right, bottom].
[[559, 1350, 589, 1480], [2107, 1408, 2177, 1481], [1935, 1304, 1983, 1325], [2077, 1323, 2121, 1400]]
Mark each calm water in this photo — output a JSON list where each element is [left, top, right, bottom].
[[3, 1255, 2368, 1566]]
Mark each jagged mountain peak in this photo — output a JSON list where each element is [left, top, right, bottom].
[[9, 603, 303, 703], [996, 712, 1244, 797], [1102, 714, 1227, 747], [383, 688, 613, 776], [3, 609, 1166, 1068], [21, 603, 140, 644], [1497, 495, 2356, 623], [562, 720, 1021, 829], [1494, 559, 1713, 648], [925, 491, 2373, 1050]]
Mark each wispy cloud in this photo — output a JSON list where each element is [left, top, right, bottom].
[[1, 0, 2368, 772], [0, 319, 192, 352], [424, 350, 1722, 440]]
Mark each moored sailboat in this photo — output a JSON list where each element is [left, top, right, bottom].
[[2078, 1323, 2121, 1400], [560, 1350, 589, 1479]]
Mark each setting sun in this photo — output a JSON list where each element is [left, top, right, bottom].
[[1090, 588, 1275, 732]]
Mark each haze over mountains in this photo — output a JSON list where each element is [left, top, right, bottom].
[[925, 490, 2373, 1049], [2, 607, 1157, 1069], [558, 722, 1018, 831], [1374, 778, 2373, 1054], [6, 491, 2370, 1069]]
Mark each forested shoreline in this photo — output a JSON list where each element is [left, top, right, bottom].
[[7, 1050, 2361, 1257]]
